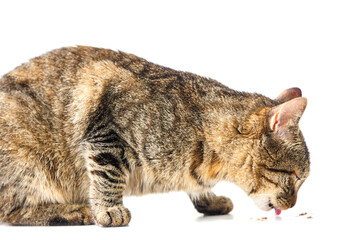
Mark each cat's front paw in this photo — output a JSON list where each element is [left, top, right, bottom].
[[194, 195, 234, 216], [94, 206, 131, 227]]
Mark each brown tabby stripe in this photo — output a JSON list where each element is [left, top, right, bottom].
[[90, 153, 121, 169], [93, 177, 125, 189], [261, 175, 278, 187], [90, 170, 123, 184], [264, 167, 293, 175]]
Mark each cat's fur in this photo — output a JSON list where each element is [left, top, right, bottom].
[[0, 46, 310, 226]]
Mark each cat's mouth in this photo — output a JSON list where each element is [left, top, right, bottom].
[[252, 196, 281, 215], [251, 196, 282, 215], [268, 202, 282, 215]]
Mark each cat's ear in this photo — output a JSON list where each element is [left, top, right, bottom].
[[275, 87, 302, 103], [268, 97, 307, 133]]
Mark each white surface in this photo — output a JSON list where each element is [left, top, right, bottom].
[[0, 0, 359, 239]]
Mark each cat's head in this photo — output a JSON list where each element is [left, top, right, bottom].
[[249, 88, 310, 212], [204, 87, 310, 213]]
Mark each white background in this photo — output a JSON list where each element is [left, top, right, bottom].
[[0, 0, 359, 239]]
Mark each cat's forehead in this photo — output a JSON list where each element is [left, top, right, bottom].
[[261, 132, 310, 175], [273, 155, 309, 171], [282, 145, 310, 177], [290, 154, 310, 174]]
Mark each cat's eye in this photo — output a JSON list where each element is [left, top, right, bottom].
[[295, 175, 301, 182]]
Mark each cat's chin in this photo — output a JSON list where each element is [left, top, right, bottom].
[[251, 196, 274, 211]]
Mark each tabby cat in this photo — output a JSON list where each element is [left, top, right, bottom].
[[0, 46, 310, 226]]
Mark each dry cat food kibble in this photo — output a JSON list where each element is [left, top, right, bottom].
[[299, 212, 312, 219], [251, 212, 312, 221]]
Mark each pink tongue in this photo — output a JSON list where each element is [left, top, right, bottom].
[[275, 208, 282, 215]]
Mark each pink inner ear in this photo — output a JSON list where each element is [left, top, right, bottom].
[[269, 97, 307, 132]]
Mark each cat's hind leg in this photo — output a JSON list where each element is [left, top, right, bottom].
[[4, 204, 94, 226], [0, 184, 93, 226], [189, 192, 233, 216]]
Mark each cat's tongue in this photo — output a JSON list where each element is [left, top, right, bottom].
[[275, 208, 282, 215]]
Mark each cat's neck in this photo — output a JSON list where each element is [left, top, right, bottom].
[[198, 95, 272, 194], [198, 138, 258, 194]]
